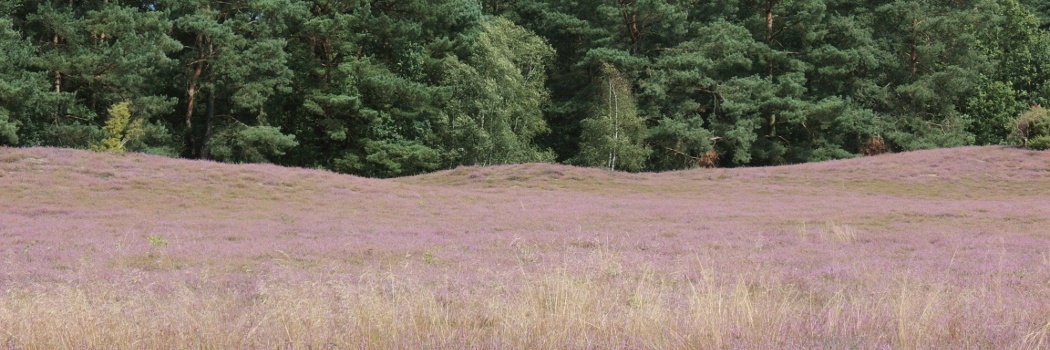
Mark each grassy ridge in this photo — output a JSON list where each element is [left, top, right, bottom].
[[1, 146, 1049, 348]]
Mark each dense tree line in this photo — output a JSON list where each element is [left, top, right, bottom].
[[2, 0, 1049, 176]]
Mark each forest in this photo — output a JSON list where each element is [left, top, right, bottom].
[[2, 0, 1050, 177]]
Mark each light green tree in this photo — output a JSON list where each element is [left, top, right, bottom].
[[1012, 103, 1050, 149], [575, 63, 650, 171], [967, 0, 1050, 145], [92, 101, 144, 153], [441, 16, 556, 166]]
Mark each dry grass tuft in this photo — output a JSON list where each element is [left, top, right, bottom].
[[826, 222, 858, 243], [795, 221, 857, 243]]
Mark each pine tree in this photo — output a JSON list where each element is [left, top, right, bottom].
[[865, 0, 984, 150], [15, 1, 180, 149], [164, 0, 304, 161], [0, 4, 41, 145]]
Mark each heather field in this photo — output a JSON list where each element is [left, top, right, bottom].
[[1, 146, 1049, 349]]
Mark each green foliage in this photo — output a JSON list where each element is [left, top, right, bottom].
[[38, 123, 104, 149], [0, 8, 47, 146], [646, 117, 715, 170], [92, 102, 143, 153], [639, 19, 759, 169], [440, 17, 557, 166], [3, 0, 1050, 174], [1013, 104, 1050, 149], [0, 110, 16, 145], [147, 234, 169, 249], [126, 120, 181, 157], [575, 63, 650, 171], [808, 146, 855, 162], [207, 125, 298, 163], [1027, 136, 1050, 150], [24, 0, 181, 142], [350, 139, 443, 178], [966, 0, 1050, 146], [966, 81, 1024, 145]]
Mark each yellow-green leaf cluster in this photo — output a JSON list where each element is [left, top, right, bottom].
[[92, 101, 144, 154]]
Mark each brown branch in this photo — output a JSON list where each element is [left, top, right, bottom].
[[664, 141, 721, 168]]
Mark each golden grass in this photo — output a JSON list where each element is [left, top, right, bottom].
[[795, 221, 858, 243], [826, 222, 858, 243], [1, 254, 1041, 349]]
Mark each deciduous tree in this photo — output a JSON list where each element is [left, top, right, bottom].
[[575, 63, 650, 171]]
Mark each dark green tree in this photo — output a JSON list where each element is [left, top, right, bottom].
[[640, 20, 764, 168], [326, 0, 478, 177], [0, 2, 43, 145], [866, 0, 985, 150], [281, 0, 374, 169], [16, 1, 180, 149], [508, 0, 611, 161], [163, 0, 304, 161]]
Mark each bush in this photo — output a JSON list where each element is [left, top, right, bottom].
[[1012, 104, 1050, 149], [1027, 136, 1050, 150], [860, 136, 891, 156], [0, 109, 17, 145], [92, 102, 142, 154], [207, 124, 298, 163], [125, 120, 180, 157], [38, 123, 103, 148]]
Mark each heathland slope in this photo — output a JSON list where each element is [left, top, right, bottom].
[[1, 146, 1049, 349]]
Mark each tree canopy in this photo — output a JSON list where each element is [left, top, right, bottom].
[[2, 0, 1048, 176]]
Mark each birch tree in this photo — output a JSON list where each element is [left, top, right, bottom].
[[575, 63, 649, 171]]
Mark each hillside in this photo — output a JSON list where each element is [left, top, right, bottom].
[[1, 146, 1049, 348], [2, 145, 1049, 281]]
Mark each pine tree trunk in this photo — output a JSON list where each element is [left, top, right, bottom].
[[766, 0, 775, 77], [201, 85, 216, 159], [52, 33, 66, 119], [609, 75, 619, 171], [766, 2, 774, 38], [200, 39, 217, 159], [184, 55, 204, 156], [52, 34, 61, 94], [185, 35, 205, 132], [910, 18, 920, 78]]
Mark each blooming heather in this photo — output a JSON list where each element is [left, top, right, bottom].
[[1, 146, 1049, 348]]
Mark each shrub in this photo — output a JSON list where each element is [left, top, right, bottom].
[[1027, 136, 1050, 150], [38, 123, 103, 148], [1012, 104, 1050, 149], [92, 101, 143, 154], [0, 109, 17, 145], [697, 150, 719, 168], [207, 124, 298, 163], [861, 135, 891, 156], [125, 120, 180, 157]]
